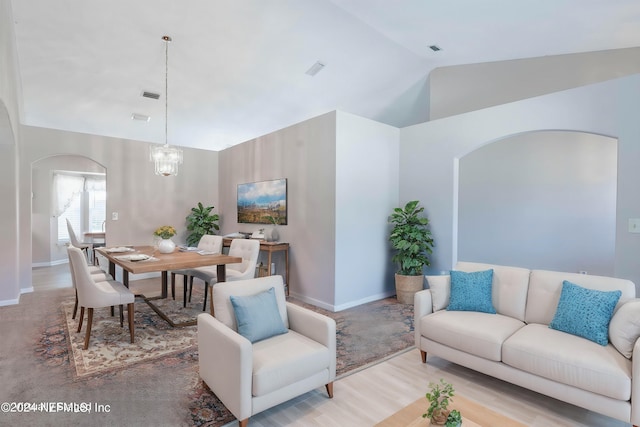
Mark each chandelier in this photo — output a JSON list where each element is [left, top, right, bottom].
[[150, 35, 183, 176]]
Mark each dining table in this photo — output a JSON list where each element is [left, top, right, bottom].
[[95, 245, 242, 327]]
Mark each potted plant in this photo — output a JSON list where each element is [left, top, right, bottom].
[[154, 225, 177, 253], [388, 200, 434, 304], [186, 202, 220, 247], [423, 379, 461, 426]]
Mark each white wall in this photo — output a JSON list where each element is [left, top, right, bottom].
[[429, 47, 640, 120], [334, 111, 399, 309], [0, 0, 21, 304], [458, 131, 617, 275], [400, 74, 640, 291]]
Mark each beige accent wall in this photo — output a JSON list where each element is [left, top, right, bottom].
[[19, 125, 219, 290]]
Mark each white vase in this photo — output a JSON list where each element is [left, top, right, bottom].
[[270, 226, 279, 242], [158, 238, 176, 254]]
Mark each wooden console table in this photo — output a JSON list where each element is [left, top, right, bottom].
[[223, 238, 290, 295]]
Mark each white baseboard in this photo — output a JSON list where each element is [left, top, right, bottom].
[[289, 289, 396, 312], [32, 259, 68, 268], [0, 297, 20, 307], [21, 287, 34, 294]]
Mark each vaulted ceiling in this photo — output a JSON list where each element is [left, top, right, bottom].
[[10, 1, 640, 150]]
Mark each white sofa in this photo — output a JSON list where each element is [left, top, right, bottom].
[[415, 262, 640, 426]]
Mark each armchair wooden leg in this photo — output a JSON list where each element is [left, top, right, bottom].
[[420, 350, 427, 363], [72, 291, 78, 319], [77, 307, 85, 332], [119, 304, 124, 327], [128, 303, 135, 343], [326, 382, 334, 398], [111, 306, 115, 317], [203, 281, 209, 312], [83, 308, 94, 350], [238, 419, 248, 427]]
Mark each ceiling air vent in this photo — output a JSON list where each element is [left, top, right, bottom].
[[131, 113, 150, 122], [142, 91, 160, 100], [305, 61, 325, 76], [429, 45, 442, 52]]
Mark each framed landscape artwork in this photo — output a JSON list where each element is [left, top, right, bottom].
[[237, 178, 288, 225]]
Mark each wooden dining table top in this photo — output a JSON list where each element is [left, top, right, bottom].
[[96, 245, 242, 274]]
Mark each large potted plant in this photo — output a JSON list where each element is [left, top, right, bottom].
[[388, 200, 434, 304], [186, 202, 220, 246]]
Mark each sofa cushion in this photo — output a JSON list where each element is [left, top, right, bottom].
[[549, 280, 621, 346], [502, 324, 631, 401], [448, 269, 496, 314], [609, 299, 640, 359], [421, 310, 524, 361], [230, 287, 288, 343], [252, 330, 330, 397], [525, 269, 635, 325], [425, 275, 450, 312], [455, 262, 530, 321]]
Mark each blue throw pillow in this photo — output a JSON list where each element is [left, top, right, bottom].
[[549, 280, 622, 346], [230, 287, 288, 343], [447, 269, 496, 314]]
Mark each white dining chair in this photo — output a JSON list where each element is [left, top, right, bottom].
[[68, 246, 135, 349], [189, 238, 260, 311], [66, 218, 94, 264], [169, 235, 224, 306], [68, 244, 112, 320]]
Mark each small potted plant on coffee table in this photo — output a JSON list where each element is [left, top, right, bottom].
[[423, 379, 461, 426]]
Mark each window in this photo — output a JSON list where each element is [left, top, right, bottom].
[[54, 172, 106, 243]]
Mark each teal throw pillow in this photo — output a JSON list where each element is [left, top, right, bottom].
[[549, 280, 622, 346], [230, 287, 288, 343], [447, 269, 496, 314]]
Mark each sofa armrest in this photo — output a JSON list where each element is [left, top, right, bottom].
[[631, 337, 640, 425], [414, 289, 434, 347], [197, 313, 253, 421], [287, 302, 336, 380]]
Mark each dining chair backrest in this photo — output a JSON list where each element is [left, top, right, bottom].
[[66, 219, 83, 247], [228, 239, 260, 276], [68, 246, 100, 306], [198, 235, 224, 254]]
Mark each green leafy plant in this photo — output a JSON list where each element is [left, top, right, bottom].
[[389, 200, 434, 276], [185, 202, 220, 247], [423, 379, 455, 423], [445, 409, 462, 427]]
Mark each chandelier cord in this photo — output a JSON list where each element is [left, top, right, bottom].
[[164, 36, 170, 147]]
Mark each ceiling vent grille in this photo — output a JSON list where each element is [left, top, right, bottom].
[[142, 91, 160, 100]]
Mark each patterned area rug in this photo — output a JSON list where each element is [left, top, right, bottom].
[[61, 297, 200, 378], [41, 294, 414, 426]]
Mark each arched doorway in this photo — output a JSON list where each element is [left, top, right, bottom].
[[457, 130, 617, 275], [31, 155, 106, 274]]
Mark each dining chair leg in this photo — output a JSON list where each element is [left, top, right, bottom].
[[203, 281, 209, 312], [77, 307, 85, 332], [72, 291, 78, 319], [111, 306, 115, 317], [189, 280, 193, 303], [171, 273, 176, 300], [128, 303, 135, 343], [119, 304, 124, 327], [183, 275, 188, 308], [83, 307, 94, 350]]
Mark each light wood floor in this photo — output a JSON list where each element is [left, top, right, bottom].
[[33, 263, 629, 427]]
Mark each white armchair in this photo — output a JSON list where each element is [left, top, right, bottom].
[[197, 275, 336, 427]]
